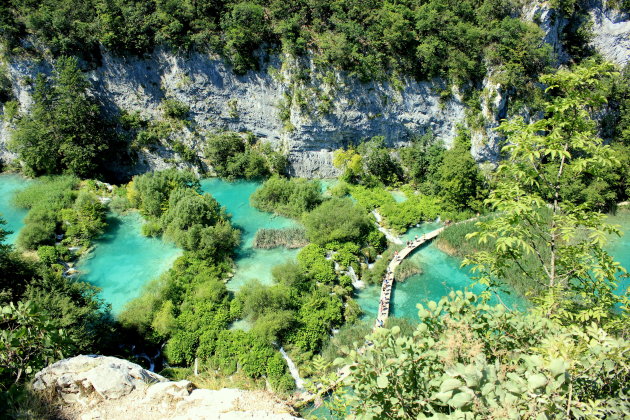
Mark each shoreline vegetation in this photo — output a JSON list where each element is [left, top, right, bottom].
[[0, 27, 628, 417], [252, 227, 308, 249]]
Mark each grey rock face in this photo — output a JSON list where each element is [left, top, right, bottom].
[[523, 2, 570, 64], [89, 50, 468, 176], [33, 355, 166, 402], [589, 2, 630, 67], [1, 3, 628, 177], [0, 49, 468, 177]]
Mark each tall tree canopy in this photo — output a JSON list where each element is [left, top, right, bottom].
[[464, 60, 628, 329], [10, 57, 111, 178]]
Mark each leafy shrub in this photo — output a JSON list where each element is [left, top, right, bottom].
[[349, 185, 395, 210], [36, 245, 58, 266], [130, 169, 199, 218], [303, 198, 372, 246], [250, 176, 322, 218], [161, 98, 189, 120], [379, 194, 442, 233], [297, 244, 336, 284], [335, 291, 630, 418]]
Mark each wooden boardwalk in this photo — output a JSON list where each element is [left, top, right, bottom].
[[294, 225, 447, 407], [374, 226, 444, 329]]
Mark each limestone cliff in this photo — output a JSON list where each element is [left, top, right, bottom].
[[0, 1, 628, 178], [32, 355, 300, 420]]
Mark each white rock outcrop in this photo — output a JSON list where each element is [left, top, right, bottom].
[[589, 1, 630, 67], [33, 355, 300, 420]]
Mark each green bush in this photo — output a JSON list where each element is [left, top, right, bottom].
[[9, 57, 112, 178], [161, 98, 189, 120], [36, 245, 58, 266], [296, 244, 336, 284], [379, 194, 442, 233], [335, 291, 630, 418], [349, 185, 395, 211], [204, 132, 285, 180], [250, 176, 322, 218], [303, 198, 372, 246], [130, 169, 199, 218]]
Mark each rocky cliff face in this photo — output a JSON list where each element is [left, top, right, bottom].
[[32, 355, 300, 420], [589, 1, 630, 67], [0, 2, 628, 178]]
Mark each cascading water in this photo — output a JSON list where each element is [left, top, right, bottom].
[[279, 347, 305, 390]]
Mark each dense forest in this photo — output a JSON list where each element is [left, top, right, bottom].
[[0, 0, 629, 419], [1, 0, 555, 83]]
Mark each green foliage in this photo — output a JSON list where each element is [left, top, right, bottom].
[[129, 169, 199, 219], [161, 98, 189, 120], [334, 291, 630, 418], [36, 246, 58, 266], [0, 221, 111, 411], [0, 66, 14, 104], [379, 193, 442, 234], [3, 0, 551, 89], [357, 137, 403, 186], [399, 132, 445, 191], [12, 176, 106, 250], [222, 2, 269, 74], [303, 198, 372, 246], [250, 175, 323, 218], [349, 185, 395, 211], [362, 247, 402, 285], [297, 244, 336, 285], [60, 191, 107, 241], [437, 129, 485, 212], [0, 301, 74, 390], [10, 57, 112, 178], [464, 61, 629, 329], [161, 188, 223, 239], [204, 132, 285, 180]]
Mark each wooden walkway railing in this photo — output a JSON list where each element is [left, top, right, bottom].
[[374, 226, 444, 329], [294, 226, 447, 407]]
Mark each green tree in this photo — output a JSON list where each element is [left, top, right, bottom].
[[250, 175, 323, 218], [10, 57, 110, 178], [464, 61, 628, 329], [60, 190, 107, 241], [130, 169, 199, 218], [330, 291, 630, 419], [358, 136, 403, 186], [437, 129, 484, 212], [302, 198, 372, 246]]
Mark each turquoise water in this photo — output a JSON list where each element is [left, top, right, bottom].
[[320, 179, 338, 194], [390, 190, 407, 203], [200, 178, 300, 291], [356, 241, 526, 321], [0, 173, 31, 244], [608, 210, 630, 295], [76, 212, 181, 314]]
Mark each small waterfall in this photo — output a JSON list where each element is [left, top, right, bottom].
[[279, 347, 305, 390], [347, 266, 365, 289], [371, 210, 402, 244]]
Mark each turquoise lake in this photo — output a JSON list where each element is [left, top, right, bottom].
[[76, 212, 181, 314], [2, 174, 629, 320], [200, 178, 300, 291], [0, 173, 31, 244]]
